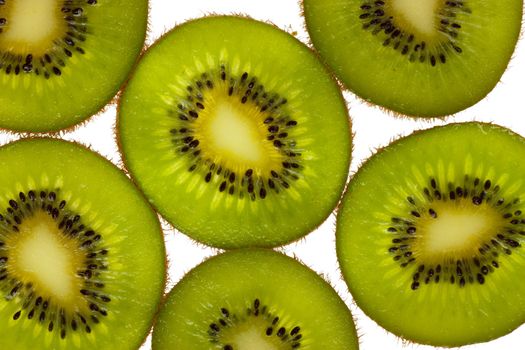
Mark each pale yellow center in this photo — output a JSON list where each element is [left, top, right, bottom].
[[208, 101, 268, 165], [0, 0, 65, 55], [230, 326, 279, 350], [8, 211, 83, 304], [222, 318, 284, 350], [390, 0, 440, 36], [195, 84, 284, 174], [425, 210, 490, 252], [417, 200, 503, 260]]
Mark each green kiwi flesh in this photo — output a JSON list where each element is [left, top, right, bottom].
[[337, 123, 525, 346], [118, 16, 351, 249], [303, 0, 522, 117], [0, 138, 165, 349], [0, 0, 148, 132], [152, 249, 359, 350]]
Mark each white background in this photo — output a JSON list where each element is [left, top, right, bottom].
[[5, 1, 525, 349]]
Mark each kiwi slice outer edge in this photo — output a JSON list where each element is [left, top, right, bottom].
[[336, 122, 525, 347], [117, 15, 352, 249], [152, 248, 359, 350], [0, 0, 149, 132], [0, 137, 166, 349], [302, 0, 523, 118]]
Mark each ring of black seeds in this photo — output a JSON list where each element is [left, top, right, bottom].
[[0, 0, 97, 78], [169, 65, 303, 201], [0, 190, 110, 339], [208, 298, 303, 349], [359, 0, 470, 65], [387, 176, 523, 290]]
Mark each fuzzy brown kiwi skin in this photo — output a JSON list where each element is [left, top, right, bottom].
[[2, 136, 168, 348], [115, 14, 353, 248], [0, 98, 115, 140]]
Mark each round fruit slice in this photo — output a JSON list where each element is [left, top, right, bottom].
[[303, 0, 522, 117], [152, 249, 359, 350], [0, 0, 148, 132], [337, 123, 525, 346], [118, 16, 351, 249], [0, 138, 165, 349]]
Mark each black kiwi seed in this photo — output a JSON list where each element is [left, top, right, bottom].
[[358, 0, 469, 65], [0, 0, 96, 77], [0, 191, 111, 337], [387, 176, 523, 290], [169, 66, 302, 201], [277, 327, 286, 337], [207, 298, 303, 348]]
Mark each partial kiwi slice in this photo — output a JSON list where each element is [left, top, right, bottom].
[[152, 248, 359, 350], [0, 0, 148, 132], [337, 122, 525, 346], [0, 138, 165, 349], [303, 0, 522, 117], [118, 16, 351, 249]]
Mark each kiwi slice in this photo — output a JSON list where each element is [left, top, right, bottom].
[[302, 0, 522, 117], [0, 138, 165, 349], [336, 122, 525, 346], [152, 248, 358, 350], [118, 16, 351, 249], [0, 0, 148, 132]]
